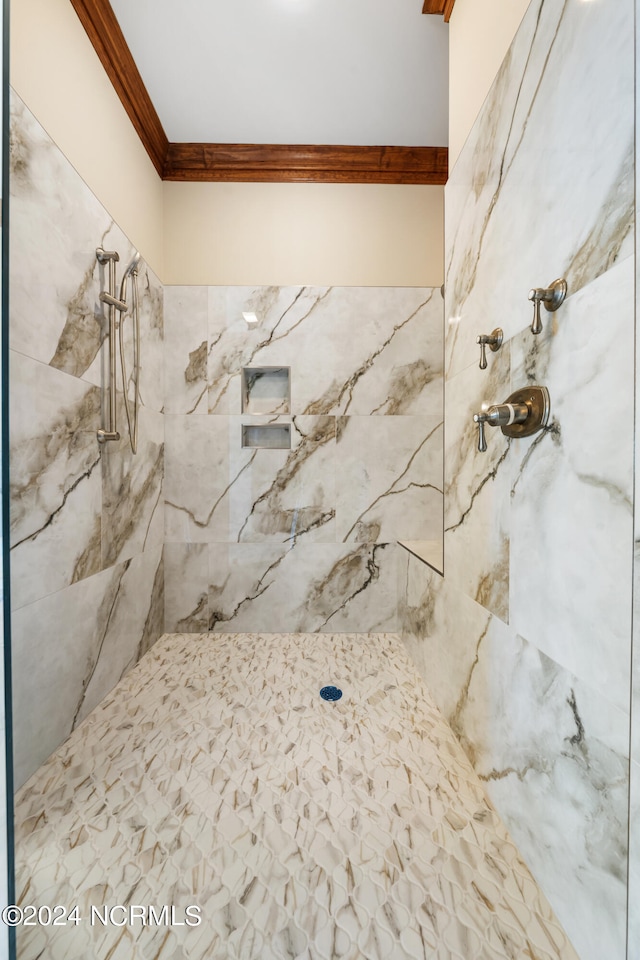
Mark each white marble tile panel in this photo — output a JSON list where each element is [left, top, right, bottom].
[[12, 550, 164, 790], [305, 541, 399, 635], [208, 542, 289, 633], [399, 555, 629, 960], [336, 287, 443, 419], [208, 542, 399, 634], [208, 286, 325, 415], [74, 545, 164, 729], [208, 286, 443, 417], [631, 16, 640, 949], [165, 415, 336, 544], [634, 541, 640, 767], [444, 0, 634, 381], [101, 403, 164, 569], [335, 416, 442, 543], [471, 637, 630, 960], [510, 259, 634, 711], [163, 543, 209, 633], [10, 350, 102, 609], [235, 416, 336, 543], [630, 760, 640, 960], [164, 286, 209, 415], [10, 92, 112, 380], [400, 553, 491, 723], [444, 343, 512, 622], [132, 263, 164, 415], [164, 414, 234, 543]]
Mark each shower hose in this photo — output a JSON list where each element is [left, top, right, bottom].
[[118, 265, 140, 454]]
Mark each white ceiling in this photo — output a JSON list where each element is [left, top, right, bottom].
[[108, 0, 449, 146]]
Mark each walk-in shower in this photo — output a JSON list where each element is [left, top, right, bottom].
[[95, 246, 142, 453]]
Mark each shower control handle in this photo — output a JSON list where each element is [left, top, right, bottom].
[[473, 413, 488, 452], [476, 328, 503, 369], [528, 278, 567, 335], [473, 402, 528, 452], [473, 386, 551, 452]]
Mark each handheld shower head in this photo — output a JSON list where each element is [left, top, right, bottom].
[[119, 250, 142, 313], [123, 251, 142, 278]]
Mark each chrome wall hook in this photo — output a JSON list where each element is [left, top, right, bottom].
[[528, 278, 567, 335], [473, 386, 550, 452], [476, 328, 503, 369]]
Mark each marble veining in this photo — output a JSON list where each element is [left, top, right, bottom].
[[164, 282, 444, 633], [443, 346, 511, 622], [10, 352, 103, 610], [166, 286, 445, 419], [10, 92, 165, 411], [444, 0, 634, 382], [335, 417, 443, 544], [12, 545, 164, 789], [165, 541, 400, 636], [10, 89, 166, 788], [14, 632, 577, 960], [400, 550, 630, 960], [426, 0, 636, 954], [630, 2, 640, 943], [509, 259, 634, 712]]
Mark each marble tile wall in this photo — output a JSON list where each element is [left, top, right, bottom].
[[164, 284, 443, 634], [0, 234, 7, 952], [400, 1, 635, 959], [9, 92, 165, 789], [630, 0, 640, 950]]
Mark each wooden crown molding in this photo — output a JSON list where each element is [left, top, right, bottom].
[[164, 143, 448, 185], [69, 0, 168, 177], [422, 0, 456, 22], [71, 0, 448, 185]]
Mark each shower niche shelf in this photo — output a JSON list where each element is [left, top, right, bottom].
[[242, 423, 291, 449], [241, 367, 291, 415]]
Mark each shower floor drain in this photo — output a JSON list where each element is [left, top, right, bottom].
[[320, 686, 343, 702]]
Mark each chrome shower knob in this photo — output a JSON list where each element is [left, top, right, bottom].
[[528, 278, 567, 335]]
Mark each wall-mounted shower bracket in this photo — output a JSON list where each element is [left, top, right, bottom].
[[528, 278, 567, 334], [95, 246, 141, 451], [476, 328, 503, 369], [97, 429, 120, 443], [96, 248, 121, 443], [473, 386, 550, 452], [100, 291, 128, 313], [96, 247, 119, 264]]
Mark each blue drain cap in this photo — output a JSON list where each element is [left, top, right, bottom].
[[320, 686, 343, 702]]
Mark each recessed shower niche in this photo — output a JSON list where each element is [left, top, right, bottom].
[[241, 423, 292, 449], [241, 366, 291, 415]]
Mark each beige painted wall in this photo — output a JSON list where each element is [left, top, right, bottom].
[[448, 0, 531, 170], [11, 0, 444, 287], [164, 181, 444, 287], [10, 0, 535, 284], [11, 0, 164, 277]]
